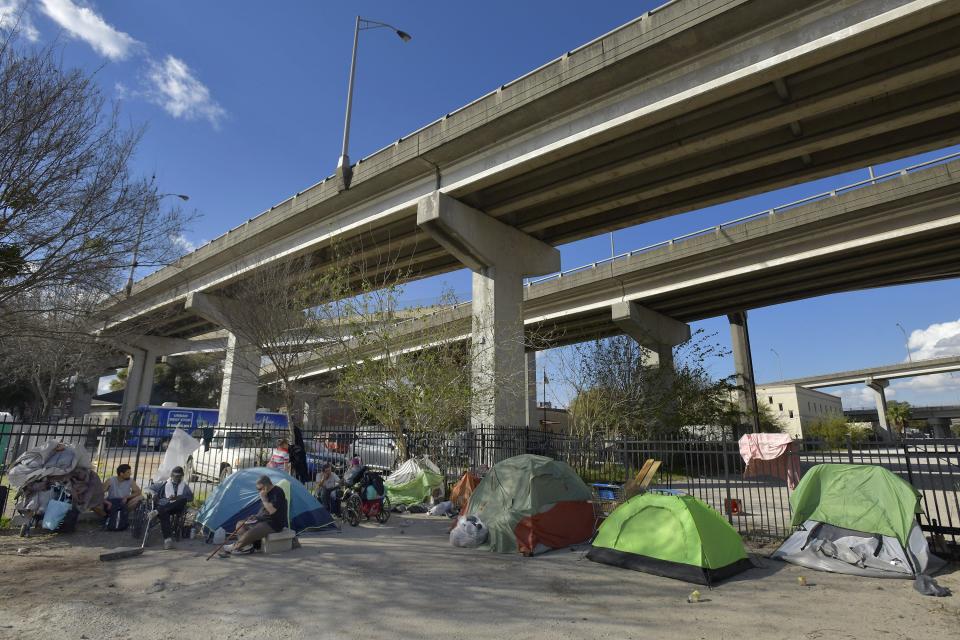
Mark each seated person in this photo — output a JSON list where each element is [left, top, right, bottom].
[[316, 463, 340, 515], [220, 475, 288, 558], [267, 439, 291, 472], [95, 463, 142, 521], [343, 457, 364, 486], [146, 466, 193, 550]]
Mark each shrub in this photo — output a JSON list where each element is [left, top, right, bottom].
[[807, 413, 867, 449]]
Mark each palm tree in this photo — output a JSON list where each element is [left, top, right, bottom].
[[886, 401, 912, 437]]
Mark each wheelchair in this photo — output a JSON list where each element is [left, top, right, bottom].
[[340, 469, 390, 527], [130, 494, 189, 544]]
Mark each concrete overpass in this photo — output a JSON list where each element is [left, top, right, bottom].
[[284, 157, 960, 423], [100, 0, 960, 424], [764, 355, 960, 436], [769, 356, 960, 388], [845, 405, 960, 437]]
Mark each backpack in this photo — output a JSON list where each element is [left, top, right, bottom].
[[363, 471, 385, 499], [104, 498, 129, 531]]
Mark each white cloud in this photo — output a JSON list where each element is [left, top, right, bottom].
[[907, 318, 960, 361], [38, 0, 140, 60], [144, 55, 226, 127], [892, 373, 960, 393], [170, 232, 198, 254], [831, 385, 896, 409], [0, 0, 40, 41]]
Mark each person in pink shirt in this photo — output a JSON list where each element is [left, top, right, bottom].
[[267, 438, 291, 473]]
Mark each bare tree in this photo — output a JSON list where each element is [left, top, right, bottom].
[[560, 331, 737, 439], [0, 35, 190, 338], [221, 255, 349, 437]]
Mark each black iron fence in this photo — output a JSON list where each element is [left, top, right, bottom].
[[1, 420, 957, 550]]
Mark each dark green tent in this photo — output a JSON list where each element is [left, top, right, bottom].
[[587, 492, 753, 585]]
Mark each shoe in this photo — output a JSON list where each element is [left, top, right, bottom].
[[163, 538, 174, 550], [234, 545, 255, 555], [222, 543, 235, 553]]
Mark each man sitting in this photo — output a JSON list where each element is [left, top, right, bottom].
[[220, 475, 287, 558], [95, 463, 142, 526], [146, 466, 193, 550], [316, 463, 340, 515]]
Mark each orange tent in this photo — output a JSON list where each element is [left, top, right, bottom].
[[450, 471, 481, 511]]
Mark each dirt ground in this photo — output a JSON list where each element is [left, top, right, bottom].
[[0, 515, 957, 640]]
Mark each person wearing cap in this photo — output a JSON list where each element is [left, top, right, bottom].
[[315, 463, 341, 515], [146, 466, 194, 550], [219, 474, 288, 558]]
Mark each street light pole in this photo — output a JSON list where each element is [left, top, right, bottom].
[[336, 17, 412, 191], [770, 348, 783, 380], [125, 192, 189, 298], [896, 322, 913, 363]]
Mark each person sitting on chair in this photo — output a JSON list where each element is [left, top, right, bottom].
[[146, 466, 193, 550], [95, 463, 142, 522], [220, 475, 288, 558], [316, 463, 340, 515]]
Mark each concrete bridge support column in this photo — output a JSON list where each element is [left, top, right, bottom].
[[727, 311, 761, 434], [119, 347, 156, 423], [218, 332, 261, 426], [186, 292, 263, 425], [70, 375, 98, 419], [111, 334, 228, 423], [866, 377, 893, 440], [418, 192, 560, 427], [612, 301, 690, 374]]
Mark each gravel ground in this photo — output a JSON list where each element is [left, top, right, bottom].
[[0, 515, 958, 640]]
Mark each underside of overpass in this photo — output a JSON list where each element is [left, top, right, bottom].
[[101, 0, 960, 342]]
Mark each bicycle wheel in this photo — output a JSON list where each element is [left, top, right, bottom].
[[344, 494, 361, 527]]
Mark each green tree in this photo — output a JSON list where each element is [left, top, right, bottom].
[[886, 401, 912, 436]]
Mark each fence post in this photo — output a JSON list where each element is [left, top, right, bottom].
[[722, 427, 733, 525], [846, 434, 854, 464], [132, 420, 144, 483], [902, 439, 916, 488]]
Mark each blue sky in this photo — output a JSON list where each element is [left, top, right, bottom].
[[5, 0, 959, 409]]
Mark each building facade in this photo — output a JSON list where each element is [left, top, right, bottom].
[[755, 384, 843, 438]]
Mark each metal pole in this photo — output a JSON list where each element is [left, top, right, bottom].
[[770, 348, 783, 380], [609, 232, 615, 259], [896, 322, 913, 363], [338, 16, 361, 175], [722, 427, 733, 525], [124, 210, 147, 298]]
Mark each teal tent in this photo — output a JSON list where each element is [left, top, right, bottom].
[[196, 467, 334, 533]]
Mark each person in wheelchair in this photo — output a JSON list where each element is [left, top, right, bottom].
[[341, 464, 389, 525], [145, 466, 193, 550]]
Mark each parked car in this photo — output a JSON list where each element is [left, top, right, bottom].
[[348, 431, 399, 471], [185, 428, 272, 482]]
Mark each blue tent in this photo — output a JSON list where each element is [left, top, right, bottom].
[[196, 467, 334, 533]]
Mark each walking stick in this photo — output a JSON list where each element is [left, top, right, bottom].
[[206, 517, 259, 561]]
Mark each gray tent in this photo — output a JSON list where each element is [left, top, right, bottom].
[[773, 464, 943, 578]]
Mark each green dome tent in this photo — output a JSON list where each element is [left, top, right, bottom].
[[465, 455, 593, 555], [385, 456, 444, 506], [773, 464, 943, 578], [587, 492, 753, 585]]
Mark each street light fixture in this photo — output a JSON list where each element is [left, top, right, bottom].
[[125, 192, 190, 298], [336, 16, 412, 190], [770, 348, 783, 380], [895, 322, 913, 363]]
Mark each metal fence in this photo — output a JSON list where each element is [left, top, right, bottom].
[[1, 421, 957, 551]]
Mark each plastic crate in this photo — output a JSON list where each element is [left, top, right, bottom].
[[590, 483, 623, 501]]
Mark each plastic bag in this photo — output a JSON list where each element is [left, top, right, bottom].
[[42, 496, 72, 531], [213, 527, 227, 544], [449, 515, 488, 548], [428, 501, 455, 517]]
